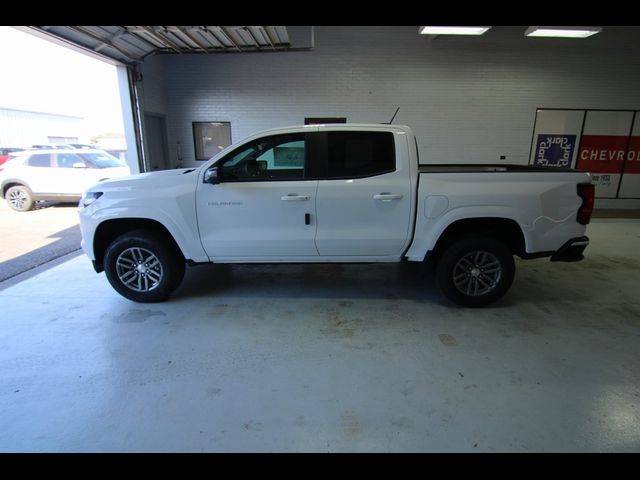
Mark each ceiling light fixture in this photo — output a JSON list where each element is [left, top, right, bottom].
[[524, 26, 602, 38], [419, 26, 491, 36]]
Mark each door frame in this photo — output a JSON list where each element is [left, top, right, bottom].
[[142, 111, 170, 171]]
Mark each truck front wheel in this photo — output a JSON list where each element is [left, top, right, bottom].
[[436, 236, 515, 307], [104, 230, 185, 303]]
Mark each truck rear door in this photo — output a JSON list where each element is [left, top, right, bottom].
[[314, 128, 413, 256]]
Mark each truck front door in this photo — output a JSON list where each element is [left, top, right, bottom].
[[196, 132, 319, 258]]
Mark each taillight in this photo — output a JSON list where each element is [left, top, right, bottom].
[[577, 183, 595, 225]]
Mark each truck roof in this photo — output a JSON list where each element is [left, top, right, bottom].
[[253, 123, 412, 136]]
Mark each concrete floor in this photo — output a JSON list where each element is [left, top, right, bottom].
[[0, 219, 639, 452]]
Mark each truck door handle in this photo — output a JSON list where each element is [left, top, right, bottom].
[[281, 194, 310, 201], [373, 193, 403, 202]]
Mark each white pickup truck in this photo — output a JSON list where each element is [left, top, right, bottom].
[[78, 124, 594, 307]]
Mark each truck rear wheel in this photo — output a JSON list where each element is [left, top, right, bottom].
[[436, 236, 515, 307], [104, 230, 185, 303]]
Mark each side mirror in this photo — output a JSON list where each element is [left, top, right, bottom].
[[73, 162, 87, 169], [203, 166, 221, 184]]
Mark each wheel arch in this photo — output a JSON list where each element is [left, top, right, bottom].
[[1, 180, 31, 199], [93, 218, 185, 273], [427, 217, 526, 266]]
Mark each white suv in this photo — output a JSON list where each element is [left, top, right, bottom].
[[0, 149, 130, 212]]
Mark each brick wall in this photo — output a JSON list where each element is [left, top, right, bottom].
[[140, 26, 640, 168]]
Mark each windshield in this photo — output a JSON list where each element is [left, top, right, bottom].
[[80, 151, 126, 168]]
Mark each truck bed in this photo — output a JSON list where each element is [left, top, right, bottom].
[[404, 165, 591, 262]]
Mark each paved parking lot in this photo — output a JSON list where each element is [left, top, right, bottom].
[[0, 200, 81, 283]]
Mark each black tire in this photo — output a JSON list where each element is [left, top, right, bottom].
[[104, 229, 185, 303], [436, 236, 515, 307], [6, 185, 34, 212]]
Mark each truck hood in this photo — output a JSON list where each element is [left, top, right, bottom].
[[87, 167, 199, 192]]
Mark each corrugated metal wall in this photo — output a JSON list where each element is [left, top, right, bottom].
[[0, 108, 84, 147]]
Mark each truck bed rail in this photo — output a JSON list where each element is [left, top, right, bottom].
[[418, 164, 583, 174]]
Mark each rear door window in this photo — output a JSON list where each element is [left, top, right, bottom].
[[27, 154, 52, 167], [326, 131, 395, 178]]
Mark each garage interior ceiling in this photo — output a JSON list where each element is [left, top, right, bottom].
[[31, 26, 293, 64]]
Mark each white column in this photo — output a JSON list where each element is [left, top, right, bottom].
[[116, 65, 141, 174]]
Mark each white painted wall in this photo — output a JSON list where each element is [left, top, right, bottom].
[[139, 26, 640, 169]]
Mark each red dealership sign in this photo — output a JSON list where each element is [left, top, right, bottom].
[[625, 137, 640, 173], [576, 135, 640, 173]]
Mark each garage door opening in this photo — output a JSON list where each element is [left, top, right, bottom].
[[0, 26, 136, 283]]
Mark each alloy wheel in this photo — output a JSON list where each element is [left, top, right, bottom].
[[115, 247, 164, 292]]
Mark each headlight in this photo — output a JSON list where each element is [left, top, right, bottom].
[[81, 191, 103, 207]]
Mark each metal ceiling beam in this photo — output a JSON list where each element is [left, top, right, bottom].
[[242, 26, 265, 50], [120, 26, 160, 50], [154, 28, 186, 52], [66, 25, 137, 62], [127, 26, 167, 49], [204, 27, 233, 50], [140, 26, 182, 53], [219, 27, 243, 52], [272, 26, 283, 45], [167, 26, 203, 52], [34, 25, 296, 60], [179, 26, 210, 53], [108, 29, 151, 56], [195, 28, 224, 50], [260, 26, 276, 50]]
